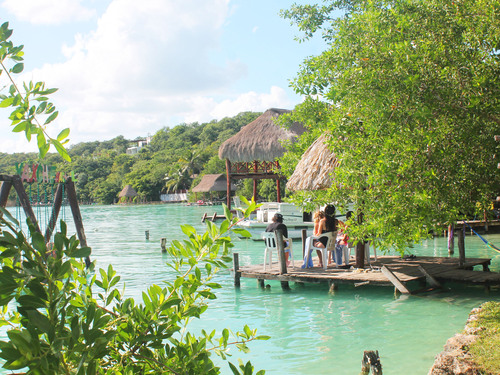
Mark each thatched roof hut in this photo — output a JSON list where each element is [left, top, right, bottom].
[[118, 185, 138, 198], [286, 134, 338, 191], [192, 174, 236, 192], [218, 108, 306, 162]]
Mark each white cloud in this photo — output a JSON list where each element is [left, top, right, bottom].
[[1, 0, 96, 25], [4, 0, 301, 151]]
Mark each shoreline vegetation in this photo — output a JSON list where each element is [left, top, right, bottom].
[[0, 111, 288, 205], [429, 302, 500, 375]]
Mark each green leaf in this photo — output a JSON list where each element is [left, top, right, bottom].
[[44, 110, 58, 125], [232, 228, 251, 238], [51, 139, 71, 161], [10, 62, 23, 73], [11, 121, 27, 133], [57, 127, 70, 141], [36, 131, 46, 150], [68, 246, 91, 258], [0, 97, 14, 107], [31, 232, 46, 252]]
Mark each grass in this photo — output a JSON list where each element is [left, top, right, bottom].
[[467, 301, 500, 374]]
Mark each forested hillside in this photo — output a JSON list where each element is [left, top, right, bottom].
[[0, 111, 262, 204]]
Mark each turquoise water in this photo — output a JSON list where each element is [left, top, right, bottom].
[[7, 204, 500, 374]]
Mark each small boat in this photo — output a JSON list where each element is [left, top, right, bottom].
[[235, 201, 313, 240]]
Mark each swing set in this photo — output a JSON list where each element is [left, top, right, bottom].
[[0, 173, 91, 267]]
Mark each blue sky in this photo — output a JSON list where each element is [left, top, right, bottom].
[[1, 0, 327, 153]]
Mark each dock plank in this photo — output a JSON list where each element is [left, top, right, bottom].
[[234, 255, 500, 290]]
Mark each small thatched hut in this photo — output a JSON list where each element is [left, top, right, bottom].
[[218, 108, 306, 207], [192, 174, 236, 193], [286, 134, 338, 191], [118, 185, 138, 203]]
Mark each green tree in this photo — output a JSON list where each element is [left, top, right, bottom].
[[281, 0, 500, 252]]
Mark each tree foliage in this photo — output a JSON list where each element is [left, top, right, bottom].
[[281, 0, 500, 252], [0, 202, 267, 374], [0, 22, 70, 161]]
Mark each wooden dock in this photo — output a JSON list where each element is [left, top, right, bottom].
[[233, 254, 500, 294]]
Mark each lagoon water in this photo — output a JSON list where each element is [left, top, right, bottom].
[[8, 204, 500, 374]]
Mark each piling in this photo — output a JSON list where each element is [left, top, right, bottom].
[[276, 229, 290, 290], [145, 230, 150, 240], [233, 253, 240, 288], [458, 226, 465, 267], [447, 224, 454, 255], [160, 238, 167, 252]]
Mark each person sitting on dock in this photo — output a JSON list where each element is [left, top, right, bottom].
[[265, 213, 291, 266]]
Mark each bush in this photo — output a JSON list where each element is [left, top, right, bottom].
[[0, 202, 267, 374]]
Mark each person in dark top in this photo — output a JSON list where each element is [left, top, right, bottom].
[[265, 213, 290, 265]]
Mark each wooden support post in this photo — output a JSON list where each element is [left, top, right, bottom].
[[258, 279, 265, 289], [44, 183, 63, 242], [252, 179, 257, 203], [301, 229, 307, 258], [275, 229, 290, 290], [355, 211, 365, 268], [458, 225, 465, 267], [12, 175, 41, 234], [328, 280, 337, 293], [145, 230, 150, 240], [160, 238, 167, 252], [417, 265, 442, 289], [66, 178, 91, 267], [484, 210, 488, 232], [381, 266, 411, 294], [447, 224, 454, 255], [0, 180, 12, 208], [276, 229, 287, 274], [361, 350, 382, 375], [233, 253, 240, 288], [225, 159, 232, 210], [356, 241, 365, 269], [276, 179, 281, 203]]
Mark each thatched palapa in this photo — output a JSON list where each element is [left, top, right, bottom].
[[218, 108, 306, 162], [192, 174, 235, 192], [286, 134, 338, 191], [118, 185, 138, 198]]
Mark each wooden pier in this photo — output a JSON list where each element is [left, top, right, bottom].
[[233, 254, 500, 294]]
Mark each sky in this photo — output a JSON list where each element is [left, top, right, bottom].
[[1, 0, 326, 154]]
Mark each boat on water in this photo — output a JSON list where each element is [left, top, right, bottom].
[[235, 201, 313, 240]]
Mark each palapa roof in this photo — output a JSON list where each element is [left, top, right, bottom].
[[192, 174, 236, 192], [218, 108, 306, 162], [118, 184, 138, 197], [286, 134, 339, 191]]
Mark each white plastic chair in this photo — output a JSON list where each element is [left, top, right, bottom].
[[304, 231, 337, 270], [261, 232, 294, 270]]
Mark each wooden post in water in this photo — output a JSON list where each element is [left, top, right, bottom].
[[145, 230, 150, 240], [233, 253, 240, 288], [360, 350, 382, 375], [447, 224, 454, 255], [160, 238, 167, 252], [355, 212, 365, 268], [458, 225, 465, 267], [275, 229, 290, 290], [301, 229, 307, 258], [225, 159, 232, 210]]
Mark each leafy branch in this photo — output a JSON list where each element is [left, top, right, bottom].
[[0, 22, 70, 161]]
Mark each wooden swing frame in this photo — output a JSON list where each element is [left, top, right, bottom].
[[0, 174, 91, 266]]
